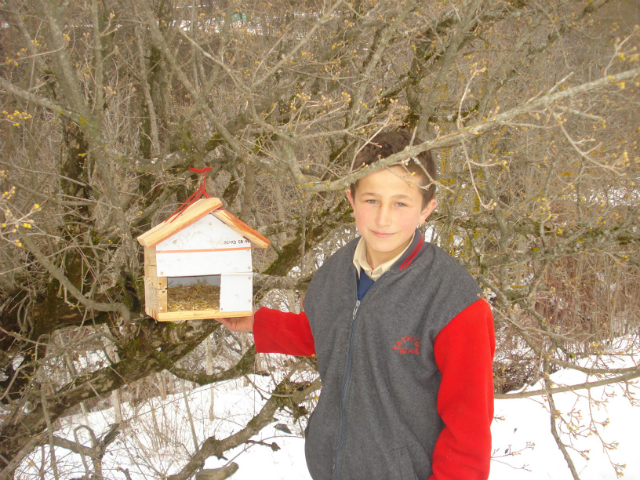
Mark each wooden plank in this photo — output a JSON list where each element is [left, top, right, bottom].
[[145, 283, 157, 311], [144, 272, 166, 290], [145, 284, 159, 320], [144, 264, 157, 278], [144, 247, 157, 266], [156, 310, 252, 322], [157, 288, 168, 313], [144, 280, 168, 318], [137, 197, 223, 248], [145, 304, 157, 320], [212, 209, 270, 249]]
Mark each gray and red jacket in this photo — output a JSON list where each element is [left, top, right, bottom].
[[254, 232, 495, 480]]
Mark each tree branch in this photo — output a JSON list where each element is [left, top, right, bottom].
[[254, 273, 312, 291], [169, 346, 259, 385], [305, 66, 640, 192], [0, 76, 83, 124], [496, 370, 640, 399], [17, 227, 131, 321]]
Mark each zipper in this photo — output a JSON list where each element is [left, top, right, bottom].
[[332, 262, 394, 478], [333, 297, 360, 480]]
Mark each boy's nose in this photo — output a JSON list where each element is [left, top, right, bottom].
[[375, 205, 392, 226]]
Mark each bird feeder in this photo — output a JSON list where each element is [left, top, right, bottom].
[[137, 197, 270, 321]]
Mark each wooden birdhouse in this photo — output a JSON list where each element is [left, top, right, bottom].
[[137, 197, 270, 322]]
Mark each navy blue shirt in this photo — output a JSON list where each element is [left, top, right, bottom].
[[357, 268, 375, 300]]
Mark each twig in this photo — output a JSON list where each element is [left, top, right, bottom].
[[497, 370, 640, 399], [546, 374, 581, 480], [41, 382, 60, 480]]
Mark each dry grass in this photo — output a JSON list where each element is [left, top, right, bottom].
[[167, 283, 221, 312]]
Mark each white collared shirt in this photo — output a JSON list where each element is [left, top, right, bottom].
[[352, 233, 415, 281]]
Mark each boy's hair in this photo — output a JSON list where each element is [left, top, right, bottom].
[[350, 131, 437, 207]]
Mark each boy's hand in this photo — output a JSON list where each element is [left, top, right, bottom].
[[216, 314, 254, 332]]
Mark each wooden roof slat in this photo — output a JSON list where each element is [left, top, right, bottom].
[[212, 209, 270, 249]]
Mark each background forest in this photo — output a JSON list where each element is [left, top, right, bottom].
[[1, 0, 639, 479]]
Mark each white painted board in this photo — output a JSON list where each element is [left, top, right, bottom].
[[220, 273, 253, 312], [156, 214, 251, 251], [156, 249, 252, 277]]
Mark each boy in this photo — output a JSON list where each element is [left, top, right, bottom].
[[218, 131, 495, 480]]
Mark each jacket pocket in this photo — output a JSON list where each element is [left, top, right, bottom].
[[392, 445, 431, 480]]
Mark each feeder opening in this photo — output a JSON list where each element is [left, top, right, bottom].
[[167, 275, 221, 312]]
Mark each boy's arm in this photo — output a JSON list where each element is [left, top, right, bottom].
[[430, 299, 495, 480], [252, 307, 316, 357]]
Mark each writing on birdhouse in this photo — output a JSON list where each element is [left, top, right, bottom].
[[137, 197, 269, 321]]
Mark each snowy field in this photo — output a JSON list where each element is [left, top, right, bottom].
[[18, 348, 640, 480]]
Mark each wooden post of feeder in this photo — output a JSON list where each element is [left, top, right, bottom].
[[143, 246, 168, 318]]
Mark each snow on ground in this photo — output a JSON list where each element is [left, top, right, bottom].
[[17, 350, 640, 480], [491, 379, 639, 479], [211, 356, 640, 480], [491, 349, 640, 480]]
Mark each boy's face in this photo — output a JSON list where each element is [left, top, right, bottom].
[[346, 166, 437, 269]]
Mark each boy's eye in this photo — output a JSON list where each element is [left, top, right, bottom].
[[396, 203, 406, 207], [365, 199, 377, 204]]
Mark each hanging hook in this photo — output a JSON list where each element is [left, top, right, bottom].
[[167, 166, 214, 223]]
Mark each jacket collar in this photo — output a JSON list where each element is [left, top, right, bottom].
[[392, 229, 425, 272]]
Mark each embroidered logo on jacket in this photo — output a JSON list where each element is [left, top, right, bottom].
[[392, 336, 421, 354]]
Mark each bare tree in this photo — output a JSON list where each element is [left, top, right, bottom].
[[1, 0, 639, 478]]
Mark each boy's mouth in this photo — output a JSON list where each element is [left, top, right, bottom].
[[371, 231, 395, 239]]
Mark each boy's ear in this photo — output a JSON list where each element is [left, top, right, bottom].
[[419, 199, 438, 225], [346, 189, 355, 209]]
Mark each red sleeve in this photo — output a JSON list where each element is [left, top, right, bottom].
[[252, 307, 316, 357], [429, 299, 495, 480]]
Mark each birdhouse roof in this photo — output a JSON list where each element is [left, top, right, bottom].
[[137, 197, 270, 249]]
